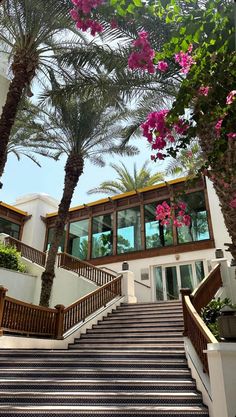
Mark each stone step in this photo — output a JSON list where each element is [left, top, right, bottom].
[[102, 317, 183, 324], [0, 368, 192, 379], [0, 361, 188, 370], [83, 331, 183, 337], [0, 350, 187, 359], [73, 338, 184, 344], [116, 306, 183, 313], [108, 311, 183, 318], [0, 405, 209, 416], [94, 323, 184, 329], [0, 391, 203, 406], [68, 345, 185, 351], [0, 379, 196, 391]]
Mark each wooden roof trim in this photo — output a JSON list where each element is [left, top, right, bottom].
[[46, 176, 188, 218], [0, 202, 28, 216]]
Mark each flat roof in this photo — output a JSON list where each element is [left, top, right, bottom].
[[46, 176, 188, 218], [0, 201, 28, 216]]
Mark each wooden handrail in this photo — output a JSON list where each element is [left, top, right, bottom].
[[0, 275, 122, 339], [58, 252, 116, 286], [181, 263, 222, 373], [4, 236, 46, 267], [63, 275, 122, 334], [191, 264, 222, 313], [134, 280, 151, 289]]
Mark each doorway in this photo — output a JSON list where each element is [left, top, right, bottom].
[[154, 260, 205, 301]]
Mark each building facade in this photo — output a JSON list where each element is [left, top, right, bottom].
[[0, 176, 231, 303]]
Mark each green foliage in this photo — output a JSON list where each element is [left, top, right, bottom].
[[0, 244, 27, 273], [201, 297, 233, 340]]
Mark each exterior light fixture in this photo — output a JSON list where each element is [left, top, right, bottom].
[[122, 261, 129, 271]]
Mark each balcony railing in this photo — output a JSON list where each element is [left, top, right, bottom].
[[4, 236, 46, 267], [181, 264, 222, 373], [58, 252, 117, 286]]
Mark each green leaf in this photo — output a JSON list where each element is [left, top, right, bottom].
[[132, 0, 143, 7]]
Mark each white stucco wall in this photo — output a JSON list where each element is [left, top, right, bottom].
[[14, 194, 59, 251], [50, 266, 98, 307], [0, 267, 37, 303], [206, 178, 232, 261], [0, 53, 10, 115], [101, 248, 214, 302], [207, 343, 236, 417], [22, 257, 97, 307]]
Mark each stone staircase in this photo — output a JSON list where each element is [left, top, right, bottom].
[[0, 301, 209, 416]]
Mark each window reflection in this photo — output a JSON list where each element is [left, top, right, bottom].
[[68, 220, 89, 260], [145, 202, 173, 248], [117, 207, 142, 253], [177, 191, 210, 243], [92, 214, 113, 258], [0, 218, 20, 239]]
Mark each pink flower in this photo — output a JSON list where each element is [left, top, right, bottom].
[[198, 86, 210, 96], [187, 151, 193, 158], [215, 119, 223, 136], [157, 60, 168, 72], [70, 9, 79, 20], [227, 133, 236, 139], [174, 47, 195, 74], [230, 198, 236, 209], [226, 90, 236, 105], [128, 32, 156, 74]]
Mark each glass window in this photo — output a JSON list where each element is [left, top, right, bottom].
[[117, 207, 142, 254], [195, 260, 205, 284], [180, 264, 194, 291], [92, 214, 113, 258], [68, 220, 89, 260], [0, 217, 20, 239], [145, 202, 173, 248], [46, 227, 66, 252], [177, 191, 210, 243]]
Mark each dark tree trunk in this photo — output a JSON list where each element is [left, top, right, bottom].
[[198, 126, 236, 260], [39, 152, 84, 307], [0, 54, 35, 179]]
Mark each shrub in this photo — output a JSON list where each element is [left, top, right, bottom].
[[201, 297, 233, 340], [0, 243, 27, 273]]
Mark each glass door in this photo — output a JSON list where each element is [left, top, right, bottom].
[[154, 260, 206, 301], [165, 266, 179, 300]]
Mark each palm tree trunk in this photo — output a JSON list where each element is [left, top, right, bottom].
[[0, 55, 34, 179], [40, 152, 84, 307]]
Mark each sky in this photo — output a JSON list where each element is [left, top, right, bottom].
[[1, 136, 166, 207]]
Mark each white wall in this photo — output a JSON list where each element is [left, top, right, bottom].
[[22, 257, 98, 307], [14, 194, 59, 251], [101, 248, 214, 302], [50, 266, 98, 307], [207, 343, 236, 417], [0, 267, 37, 303], [0, 53, 10, 115], [206, 178, 232, 261]]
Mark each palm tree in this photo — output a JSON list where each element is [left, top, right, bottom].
[[88, 160, 164, 196], [17, 86, 138, 306], [0, 0, 83, 180], [166, 142, 206, 179]]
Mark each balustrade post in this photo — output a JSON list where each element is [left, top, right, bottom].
[[180, 288, 192, 336], [0, 286, 8, 336], [54, 304, 65, 339]]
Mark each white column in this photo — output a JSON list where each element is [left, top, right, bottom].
[[119, 270, 137, 304], [207, 343, 236, 417], [211, 258, 236, 302]]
